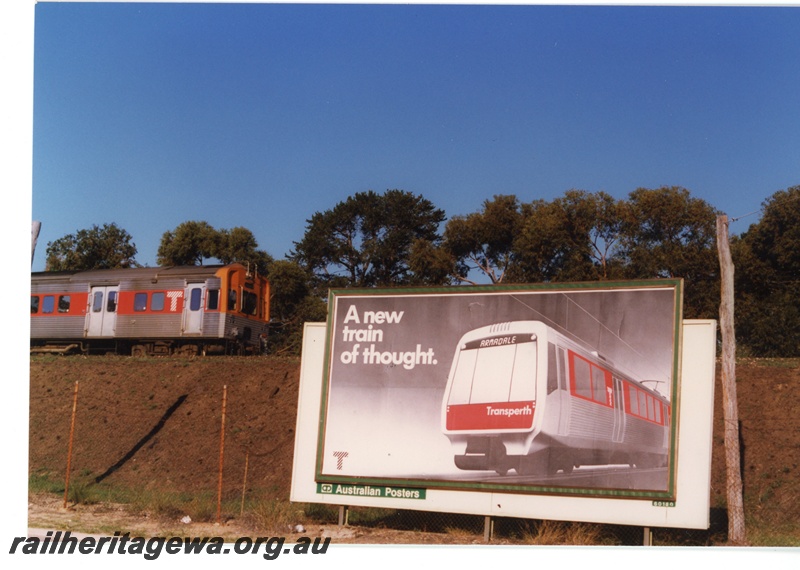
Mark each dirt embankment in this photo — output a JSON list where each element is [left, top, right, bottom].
[[29, 356, 300, 502], [28, 356, 800, 541]]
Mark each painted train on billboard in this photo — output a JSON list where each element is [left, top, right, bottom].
[[442, 320, 670, 478], [30, 263, 270, 356]]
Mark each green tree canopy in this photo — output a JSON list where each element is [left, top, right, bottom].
[[618, 186, 719, 318], [508, 190, 623, 283], [157, 221, 220, 266], [157, 221, 272, 274], [45, 223, 139, 271], [733, 186, 800, 356], [441, 194, 524, 284], [265, 259, 328, 354], [216, 226, 274, 275], [291, 189, 446, 288]]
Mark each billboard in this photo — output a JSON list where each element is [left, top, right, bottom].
[[315, 281, 683, 501], [292, 317, 718, 530]]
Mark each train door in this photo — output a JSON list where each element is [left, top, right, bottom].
[[86, 286, 119, 337], [556, 346, 570, 436], [182, 283, 206, 335], [612, 376, 625, 443]]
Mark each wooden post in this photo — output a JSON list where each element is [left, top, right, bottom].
[[31, 221, 41, 266], [716, 215, 747, 544], [216, 385, 227, 524], [240, 450, 249, 517], [63, 381, 79, 509]]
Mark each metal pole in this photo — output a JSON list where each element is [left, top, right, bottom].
[[63, 381, 79, 509], [483, 516, 493, 542], [216, 385, 227, 524]]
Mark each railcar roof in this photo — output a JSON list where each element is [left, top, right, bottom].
[[31, 264, 233, 283]]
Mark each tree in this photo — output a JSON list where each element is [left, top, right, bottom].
[[216, 226, 274, 275], [733, 186, 800, 356], [45, 223, 139, 271], [265, 260, 328, 354], [291, 190, 446, 288], [440, 195, 524, 284], [157, 221, 272, 273], [618, 187, 719, 318], [507, 190, 622, 283], [157, 221, 220, 266], [407, 238, 459, 286]]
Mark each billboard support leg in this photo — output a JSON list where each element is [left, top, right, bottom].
[[643, 527, 653, 546], [338, 505, 349, 526], [483, 516, 493, 542]]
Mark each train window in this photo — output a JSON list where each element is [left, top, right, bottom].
[[592, 366, 607, 403], [557, 347, 567, 391], [447, 337, 537, 406], [228, 290, 237, 311], [508, 341, 537, 401], [572, 356, 592, 399], [31, 296, 39, 314], [107, 291, 117, 313], [58, 295, 71, 313], [628, 385, 639, 415], [470, 344, 516, 403], [189, 288, 203, 311], [547, 343, 558, 394], [654, 400, 662, 424], [638, 391, 647, 418], [207, 289, 219, 311], [448, 349, 478, 405], [42, 295, 55, 314], [151, 292, 165, 312], [134, 292, 148, 312], [647, 395, 655, 421], [92, 292, 104, 313], [242, 290, 258, 315]]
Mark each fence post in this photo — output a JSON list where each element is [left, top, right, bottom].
[[216, 385, 227, 524], [63, 381, 79, 509], [240, 450, 249, 517]]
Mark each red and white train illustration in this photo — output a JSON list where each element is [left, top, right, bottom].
[[442, 321, 671, 477], [30, 263, 270, 356]]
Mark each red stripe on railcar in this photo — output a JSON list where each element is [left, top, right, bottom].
[[446, 401, 535, 431]]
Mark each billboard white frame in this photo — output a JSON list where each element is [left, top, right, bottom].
[[291, 317, 716, 529]]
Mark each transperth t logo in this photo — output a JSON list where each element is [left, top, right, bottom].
[[167, 291, 183, 311], [333, 451, 349, 470]]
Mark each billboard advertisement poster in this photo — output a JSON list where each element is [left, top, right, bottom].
[[317, 280, 683, 500]]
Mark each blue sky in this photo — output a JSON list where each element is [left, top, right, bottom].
[[28, 2, 800, 272]]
